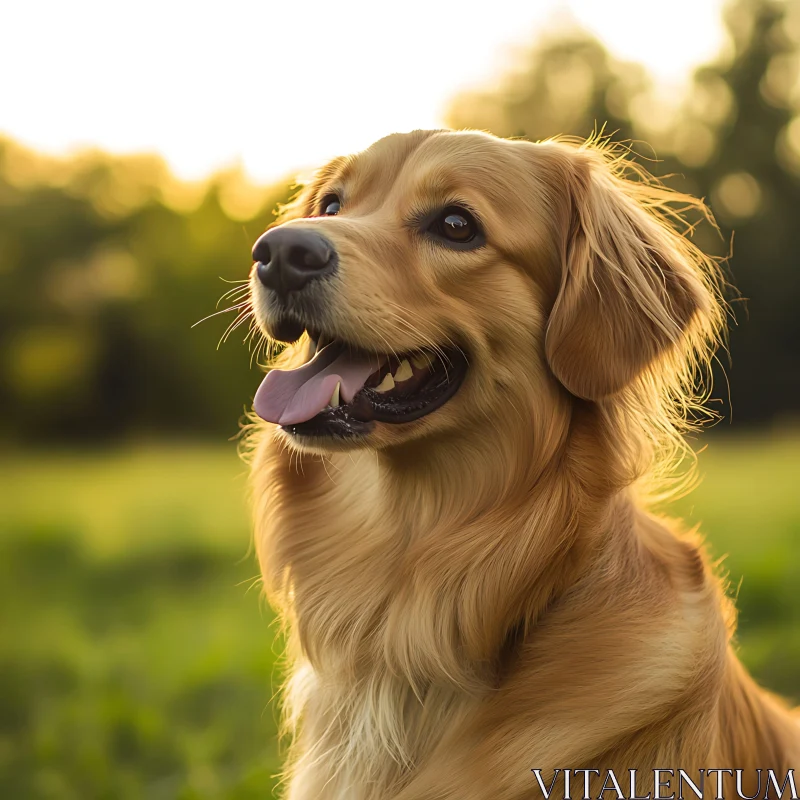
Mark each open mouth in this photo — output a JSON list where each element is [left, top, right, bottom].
[[253, 330, 468, 438]]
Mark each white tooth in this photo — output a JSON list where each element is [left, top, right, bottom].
[[375, 373, 395, 393], [393, 359, 413, 382], [411, 353, 434, 370], [330, 381, 340, 407]]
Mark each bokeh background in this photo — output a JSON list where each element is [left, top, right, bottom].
[[1, 0, 799, 797]]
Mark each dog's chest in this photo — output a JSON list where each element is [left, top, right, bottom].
[[286, 660, 472, 800]]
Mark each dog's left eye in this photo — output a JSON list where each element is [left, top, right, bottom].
[[430, 206, 479, 245], [320, 195, 341, 216]]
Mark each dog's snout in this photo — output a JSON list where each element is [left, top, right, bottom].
[[253, 228, 337, 295]]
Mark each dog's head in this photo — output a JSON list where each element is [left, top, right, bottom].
[[249, 130, 722, 456]]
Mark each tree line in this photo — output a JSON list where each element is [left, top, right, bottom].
[[1, 0, 797, 443]]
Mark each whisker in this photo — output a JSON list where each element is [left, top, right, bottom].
[[192, 301, 250, 328], [216, 285, 251, 307], [224, 311, 253, 342], [247, 321, 272, 368], [218, 308, 253, 349]]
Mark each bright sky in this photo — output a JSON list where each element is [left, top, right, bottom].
[[3, 0, 726, 183]]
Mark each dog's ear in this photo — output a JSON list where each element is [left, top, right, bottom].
[[544, 146, 713, 401]]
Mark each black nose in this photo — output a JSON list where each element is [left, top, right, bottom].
[[252, 227, 337, 295]]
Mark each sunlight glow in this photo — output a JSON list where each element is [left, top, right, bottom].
[[3, 0, 726, 183]]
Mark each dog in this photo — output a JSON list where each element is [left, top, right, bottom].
[[244, 130, 799, 800]]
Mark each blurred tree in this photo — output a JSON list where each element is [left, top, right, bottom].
[[0, 141, 294, 443], [679, 0, 800, 423], [448, 28, 643, 143]]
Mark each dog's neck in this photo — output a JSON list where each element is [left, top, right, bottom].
[[252, 403, 628, 691]]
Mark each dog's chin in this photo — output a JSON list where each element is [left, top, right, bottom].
[[256, 319, 469, 452]]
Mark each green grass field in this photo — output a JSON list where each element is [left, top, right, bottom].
[[0, 434, 797, 798]]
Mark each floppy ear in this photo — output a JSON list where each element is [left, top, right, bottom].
[[544, 147, 713, 401]]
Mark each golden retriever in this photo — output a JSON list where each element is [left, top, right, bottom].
[[244, 130, 799, 799]]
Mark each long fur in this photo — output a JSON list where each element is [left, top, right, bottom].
[[243, 130, 800, 799]]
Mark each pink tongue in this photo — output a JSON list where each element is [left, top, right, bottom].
[[254, 343, 382, 425]]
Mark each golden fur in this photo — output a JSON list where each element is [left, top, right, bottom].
[[245, 130, 800, 799]]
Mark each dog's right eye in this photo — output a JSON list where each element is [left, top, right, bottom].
[[320, 195, 341, 216], [426, 205, 483, 248]]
